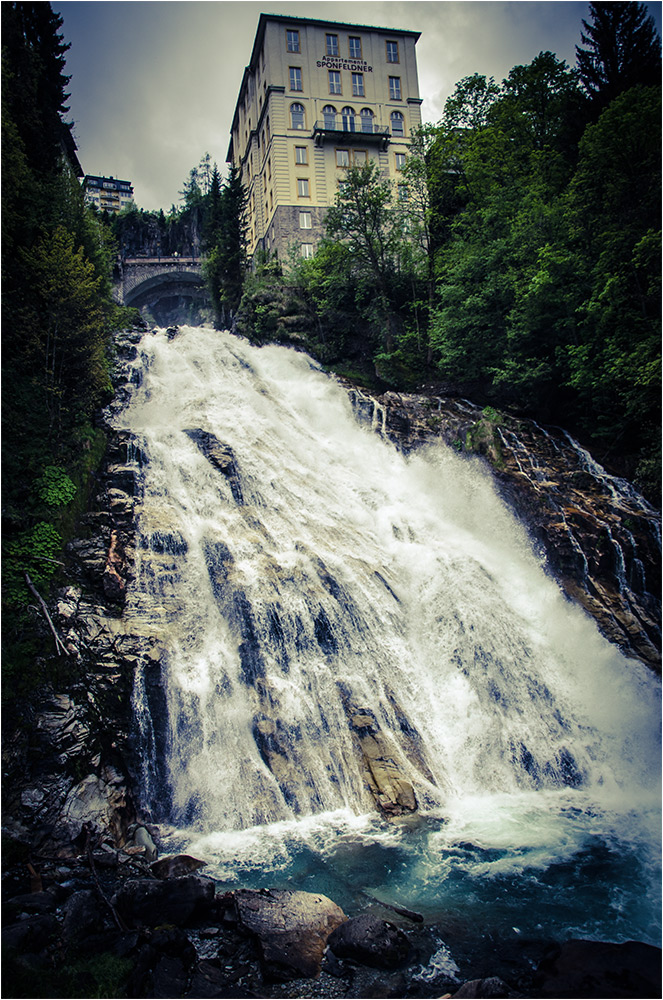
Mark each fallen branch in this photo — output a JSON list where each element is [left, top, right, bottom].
[[84, 824, 129, 932], [359, 889, 424, 923], [24, 571, 69, 657]]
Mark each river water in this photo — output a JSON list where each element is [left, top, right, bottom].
[[116, 325, 660, 958]]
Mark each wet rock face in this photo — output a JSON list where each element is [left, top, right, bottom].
[[348, 710, 418, 817], [3, 331, 156, 857], [349, 388, 661, 672], [184, 427, 244, 503]]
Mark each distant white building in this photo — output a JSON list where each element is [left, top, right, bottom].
[[227, 12, 422, 262], [83, 175, 134, 213]]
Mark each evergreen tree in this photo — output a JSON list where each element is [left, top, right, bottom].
[[576, 2, 661, 110], [203, 165, 247, 322]]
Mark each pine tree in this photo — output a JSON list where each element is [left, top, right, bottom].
[[576, 2, 661, 110]]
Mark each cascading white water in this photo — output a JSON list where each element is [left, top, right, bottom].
[[115, 325, 660, 946]]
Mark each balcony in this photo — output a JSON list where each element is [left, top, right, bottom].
[[312, 118, 390, 148]]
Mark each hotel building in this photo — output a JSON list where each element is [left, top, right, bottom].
[[83, 175, 134, 214], [227, 13, 422, 262]]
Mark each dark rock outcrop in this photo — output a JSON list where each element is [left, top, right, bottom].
[[113, 875, 215, 928], [450, 976, 521, 998], [533, 938, 662, 998], [327, 912, 411, 969], [348, 709, 418, 817], [2, 330, 150, 859], [184, 428, 244, 503], [348, 387, 661, 672]]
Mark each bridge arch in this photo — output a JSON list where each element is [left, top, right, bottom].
[[118, 257, 211, 325]]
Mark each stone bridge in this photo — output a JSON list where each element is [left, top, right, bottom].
[[115, 256, 210, 324]]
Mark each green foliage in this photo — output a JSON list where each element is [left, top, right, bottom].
[[3, 948, 133, 999], [61, 952, 133, 998], [5, 521, 62, 607], [37, 465, 77, 507]]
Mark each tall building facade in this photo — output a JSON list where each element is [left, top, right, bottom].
[[227, 13, 422, 263], [83, 175, 134, 213]]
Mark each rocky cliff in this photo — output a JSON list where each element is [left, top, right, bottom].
[[347, 387, 661, 672]]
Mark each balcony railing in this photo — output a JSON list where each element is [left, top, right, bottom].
[[312, 119, 391, 146]]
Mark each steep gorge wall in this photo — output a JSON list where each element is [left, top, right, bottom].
[[348, 387, 661, 673]]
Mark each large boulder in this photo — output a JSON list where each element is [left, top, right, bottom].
[[534, 939, 662, 998], [61, 889, 104, 944], [233, 888, 346, 981], [112, 875, 215, 928], [327, 912, 410, 969]]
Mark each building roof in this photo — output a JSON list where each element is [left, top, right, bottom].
[[84, 175, 133, 189], [250, 11, 420, 68]]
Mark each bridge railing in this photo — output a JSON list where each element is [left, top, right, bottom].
[[123, 256, 202, 265]]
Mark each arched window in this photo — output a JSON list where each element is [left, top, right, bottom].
[[390, 110, 405, 136], [360, 108, 374, 133], [341, 106, 356, 132], [322, 105, 337, 129], [290, 103, 305, 129]]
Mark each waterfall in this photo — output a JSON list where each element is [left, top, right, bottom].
[[114, 325, 660, 945]]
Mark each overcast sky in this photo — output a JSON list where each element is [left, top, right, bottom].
[[56, 1, 662, 212]]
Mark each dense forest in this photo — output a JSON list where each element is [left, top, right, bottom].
[[1, 2, 134, 693], [1, 2, 661, 696]]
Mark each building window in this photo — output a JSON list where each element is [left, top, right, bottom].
[[336, 149, 350, 167], [354, 149, 367, 165], [286, 29, 300, 52], [352, 73, 364, 97], [341, 106, 356, 131], [398, 183, 409, 201], [299, 211, 312, 229], [289, 66, 303, 91], [389, 76, 402, 100], [390, 110, 405, 135], [395, 151, 406, 170], [386, 40, 399, 63], [295, 146, 308, 164], [326, 33, 339, 56], [322, 105, 337, 129], [349, 36, 362, 59], [328, 70, 341, 95], [301, 243, 314, 258], [290, 103, 305, 129], [297, 178, 310, 197], [360, 108, 374, 133]]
